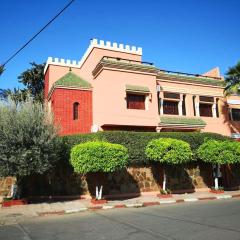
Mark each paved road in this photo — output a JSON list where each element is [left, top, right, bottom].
[[1, 199, 240, 240]]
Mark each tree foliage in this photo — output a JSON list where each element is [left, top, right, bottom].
[[0, 88, 27, 104], [197, 140, 240, 165], [62, 131, 228, 164], [0, 97, 60, 179], [145, 138, 192, 165], [225, 61, 240, 95], [70, 141, 129, 174], [18, 62, 45, 103], [0, 62, 45, 103]]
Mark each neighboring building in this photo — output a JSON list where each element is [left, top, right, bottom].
[[44, 39, 240, 137]]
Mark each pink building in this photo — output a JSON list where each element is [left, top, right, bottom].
[[44, 39, 240, 137]]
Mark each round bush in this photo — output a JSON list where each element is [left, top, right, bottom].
[[145, 138, 192, 164], [70, 141, 129, 174], [198, 140, 240, 165]]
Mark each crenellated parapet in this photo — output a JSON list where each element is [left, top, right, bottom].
[[91, 38, 142, 55], [44, 57, 81, 73], [78, 38, 142, 67], [44, 38, 143, 73]]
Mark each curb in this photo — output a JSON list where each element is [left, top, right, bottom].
[[216, 195, 232, 199], [125, 203, 143, 208], [37, 194, 240, 217], [65, 208, 88, 214], [184, 198, 198, 202], [159, 199, 176, 204]]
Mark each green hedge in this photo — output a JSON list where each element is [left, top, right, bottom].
[[61, 131, 230, 164], [70, 141, 129, 173]]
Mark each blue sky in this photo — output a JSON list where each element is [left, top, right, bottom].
[[0, 0, 239, 89]]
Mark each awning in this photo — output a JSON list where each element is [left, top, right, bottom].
[[125, 84, 150, 93], [159, 116, 206, 129]]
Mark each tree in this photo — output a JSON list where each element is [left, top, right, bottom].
[[145, 138, 192, 192], [70, 141, 129, 200], [0, 97, 60, 199], [18, 62, 45, 103], [0, 88, 27, 104], [224, 61, 240, 95], [0, 62, 45, 103], [197, 139, 240, 190]]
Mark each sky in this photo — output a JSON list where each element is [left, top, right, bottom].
[[0, 0, 240, 90]]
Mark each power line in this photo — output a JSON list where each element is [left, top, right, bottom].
[[2, 0, 75, 67]]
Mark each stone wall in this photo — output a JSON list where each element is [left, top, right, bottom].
[[19, 162, 214, 197], [106, 162, 213, 194], [2, 163, 239, 199], [0, 177, 15, 196]]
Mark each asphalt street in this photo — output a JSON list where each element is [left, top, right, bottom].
[[1, 198, 240, 240]]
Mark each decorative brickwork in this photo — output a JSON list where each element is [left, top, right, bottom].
[[51, 88, 92, 135]]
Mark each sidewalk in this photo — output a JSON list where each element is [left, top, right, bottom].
[[1, 190, 240, 219]]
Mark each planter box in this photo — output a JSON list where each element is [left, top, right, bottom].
[[210, 189, 224, 194], [91, 199, 107, 204], [157, 194, 172, 198], [2, 199, 27, 207]]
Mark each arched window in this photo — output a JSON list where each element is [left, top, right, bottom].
[[73, 102, 79, 120]]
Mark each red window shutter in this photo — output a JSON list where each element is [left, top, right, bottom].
[[127, 94, 145, 110], [163, 101, 179, 115], [199, 103, 212, 117]]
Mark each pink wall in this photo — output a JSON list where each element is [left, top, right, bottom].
[[92, 69, 159, 129], [79, 47, 142, 82], [157, 80, 235, 136], [44, 39, 240, 137], [45, 47, 142, 95], [44, 68, 50, 100]]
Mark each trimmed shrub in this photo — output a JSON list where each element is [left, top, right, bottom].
[[62, 131, 229, 164], [145, 138, 192, 192], [70, 141, 129, 174], [197, 139, 240, 190], [145, 138, 192, 165], [198, 140, 240, 165]]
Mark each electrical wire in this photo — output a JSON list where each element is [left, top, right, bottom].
[[2, 0, 75, 67]]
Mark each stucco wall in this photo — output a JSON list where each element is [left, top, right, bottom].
[[93, 69, 159, 129], [158, 80, 240, 136], [45, 47, 142, 95], [79, 47, 142, 82], [43, 42, 240, 138]]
